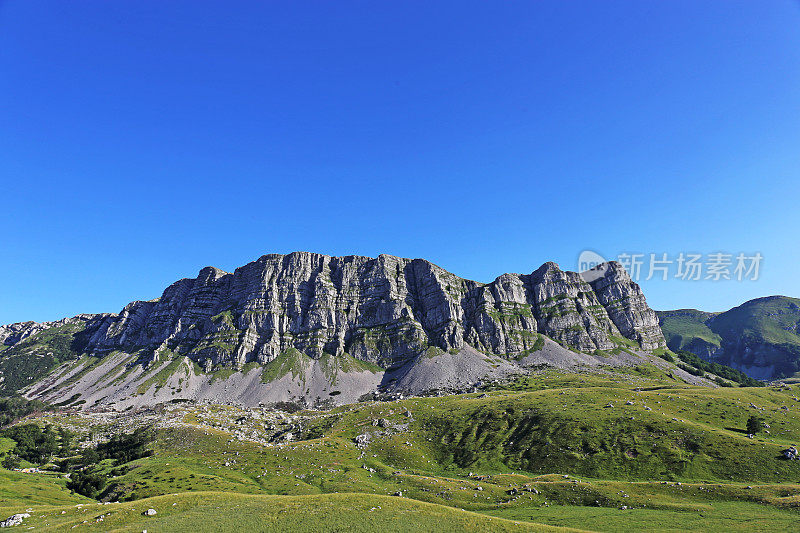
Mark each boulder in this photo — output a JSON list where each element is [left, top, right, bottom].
[[354, 433, 372, 449], [0, 513, 31, 528]]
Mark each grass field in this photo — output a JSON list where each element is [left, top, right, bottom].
[[2, 368, 800, 531], [0, 492, 574, 532]]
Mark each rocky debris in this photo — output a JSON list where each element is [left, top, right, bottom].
[[782, 447, 798, 460], [354, 433, 372, 449], [0, 513, 31, 528]]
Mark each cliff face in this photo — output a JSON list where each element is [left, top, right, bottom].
[[83, 252, 665, 370]]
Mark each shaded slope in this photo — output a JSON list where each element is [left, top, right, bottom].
[[658, 296, 800, 379]]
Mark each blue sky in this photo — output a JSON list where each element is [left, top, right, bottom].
[[1, 1, 800, 324]]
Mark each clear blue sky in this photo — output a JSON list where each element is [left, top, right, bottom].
[[2, 1, 800, 324]]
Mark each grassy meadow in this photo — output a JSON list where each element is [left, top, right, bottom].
[[2, 368, 800, 531]]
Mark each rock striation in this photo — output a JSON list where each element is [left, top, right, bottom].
[[78, 252, 664, 369]]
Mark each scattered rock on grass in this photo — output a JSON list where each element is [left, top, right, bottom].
[[0, 513, 31, 528]]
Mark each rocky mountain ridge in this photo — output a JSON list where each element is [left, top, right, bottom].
[[0, 314, 110, 348], [92, 252, 664, 365], [2, 252, 670, 408]]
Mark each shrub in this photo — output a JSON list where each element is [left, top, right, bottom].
[[674, 350, 763, 387], [658, 352, 675, 363], [1, 454, 21, 470], [0, 423, 58, 464], [66, 470, 107, 498], [96, 426, 155, 465], [746, 415, 763, 435], [0, 397, 50, 427], [272, 401, 303, 413], [678, 364, 703, 377]]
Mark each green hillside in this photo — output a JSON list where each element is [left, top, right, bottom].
[[2, 369, 800, 531], [657, 310, 721, 353], [712, 296, 800, 346], [657, 296, 800, 379], [0, 322, 91, 396]]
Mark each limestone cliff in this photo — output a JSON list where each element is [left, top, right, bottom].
[[82, 252, 665, 369]]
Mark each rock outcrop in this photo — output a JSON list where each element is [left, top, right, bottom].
[[0, 314, 110, 348]]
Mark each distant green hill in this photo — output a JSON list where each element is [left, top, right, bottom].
[[657, 296, 800, 380]]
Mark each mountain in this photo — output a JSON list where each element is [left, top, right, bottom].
[[657, 295, 800, 380], [7, 254, 799, 532], [1, 251, 679, 409]]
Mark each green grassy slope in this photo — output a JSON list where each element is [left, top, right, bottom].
[[3, 370, 800, 531], [711, 296, 800, 346], [0, 323, 91, 396], [657, 310, 721, 353], [658, 296, 800, 378], [3, 492, 570, 532], [0, 469, 91, 508]]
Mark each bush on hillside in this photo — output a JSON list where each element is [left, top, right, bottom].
[[747, 415, 763, 435], [96, 426, 155, 465], [0, 423, 59, 464], [0, 397, 50, 427], [1, 453, 21, 470], [66, 470, 107, 498]]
